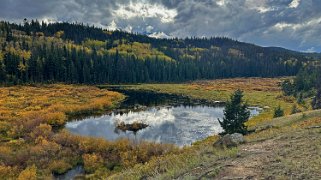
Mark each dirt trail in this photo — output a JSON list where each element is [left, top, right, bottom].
[[177, 139, 275, 180], [176, 128, 321, 180], [213, 140, 275, 180]]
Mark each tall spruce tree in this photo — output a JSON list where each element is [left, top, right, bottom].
[[218, 89, 250, 135]]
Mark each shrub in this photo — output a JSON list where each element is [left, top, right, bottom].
[[82, 153, 104, 173], [29, 124, 53, 140], [273, 105, 284, 118], [48, 160, 72, 175], [0, 165, 17, 179], [291, 104, 301, 114], [297, 92, 304, 104], [281, 79, 295, 96], [17, 165, 37, 180], [312, 89, 321, 110]]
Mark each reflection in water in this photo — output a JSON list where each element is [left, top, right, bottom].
[[54, 166, 84, 180], [66, 105, 261, 146]]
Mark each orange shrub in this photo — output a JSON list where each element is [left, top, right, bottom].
[[48, 160, 72, 175], [17, 165, 37, 180], [0, 165, 18, 179], [82, 153, 104, 173], [29, 124, 53, 141]]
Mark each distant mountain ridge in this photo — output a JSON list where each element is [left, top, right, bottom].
[[0, 20, 319, 84]]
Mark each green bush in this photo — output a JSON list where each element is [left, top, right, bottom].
[[274, 105, 284, 118]]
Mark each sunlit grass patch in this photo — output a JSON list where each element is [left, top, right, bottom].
[[109, 144, 238, 180], [0, 84, 124, 125]]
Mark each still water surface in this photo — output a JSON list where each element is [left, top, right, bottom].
[[66, 89, 261, 146]]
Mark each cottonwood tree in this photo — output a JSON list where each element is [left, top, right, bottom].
[[218, 89, 250, 135]]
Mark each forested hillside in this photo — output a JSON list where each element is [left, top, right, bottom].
[[0, 20, 319, 84]]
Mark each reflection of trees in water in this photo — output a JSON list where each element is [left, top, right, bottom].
[[108, 88, 216, 108]]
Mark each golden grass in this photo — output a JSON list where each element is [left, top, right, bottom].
[[0, 84, 124, 125]]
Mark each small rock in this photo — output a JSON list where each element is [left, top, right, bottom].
[[213, 133, 245, 148]]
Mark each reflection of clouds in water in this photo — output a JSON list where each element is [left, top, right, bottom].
[[66, 105, 259, 146], [113, 107, 176, 125]]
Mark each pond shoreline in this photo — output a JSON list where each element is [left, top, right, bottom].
[[57, 87, 261, 179], [65, 88, 261, 145]]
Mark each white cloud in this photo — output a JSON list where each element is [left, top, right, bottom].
[[273, 22, 293, 31], [256, 6, 275, 13], [273, 17, 321, 31], [40, 17, 57, 24], [216, 0, 226, 6], [245, 0, 277, 14], [289, 0, 300, 8], [148, 32, 172, 39], [305, 47, 316, 53], [113, 1, 177, 23], [107, 20, 118, 31]]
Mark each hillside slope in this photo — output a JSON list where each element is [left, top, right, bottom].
[[0, 21, 320, 84]]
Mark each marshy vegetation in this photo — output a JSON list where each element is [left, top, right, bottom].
[[0, 84, 177, 179]]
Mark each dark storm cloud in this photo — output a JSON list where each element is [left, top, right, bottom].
[[1, 0, 321, 52]]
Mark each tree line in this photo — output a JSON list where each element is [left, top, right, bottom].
[[0, 20, 317, 85], [281, 64, 321, 110]]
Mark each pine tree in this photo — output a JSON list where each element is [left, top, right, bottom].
[[218, 89, 250, 135]]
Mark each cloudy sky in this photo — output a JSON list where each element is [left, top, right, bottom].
[[1, 0, 321, 52]]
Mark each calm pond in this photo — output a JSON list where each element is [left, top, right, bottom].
[[65, 88, 262, 146]]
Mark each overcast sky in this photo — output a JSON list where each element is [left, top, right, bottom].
[[1, 0, 321, 52]]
